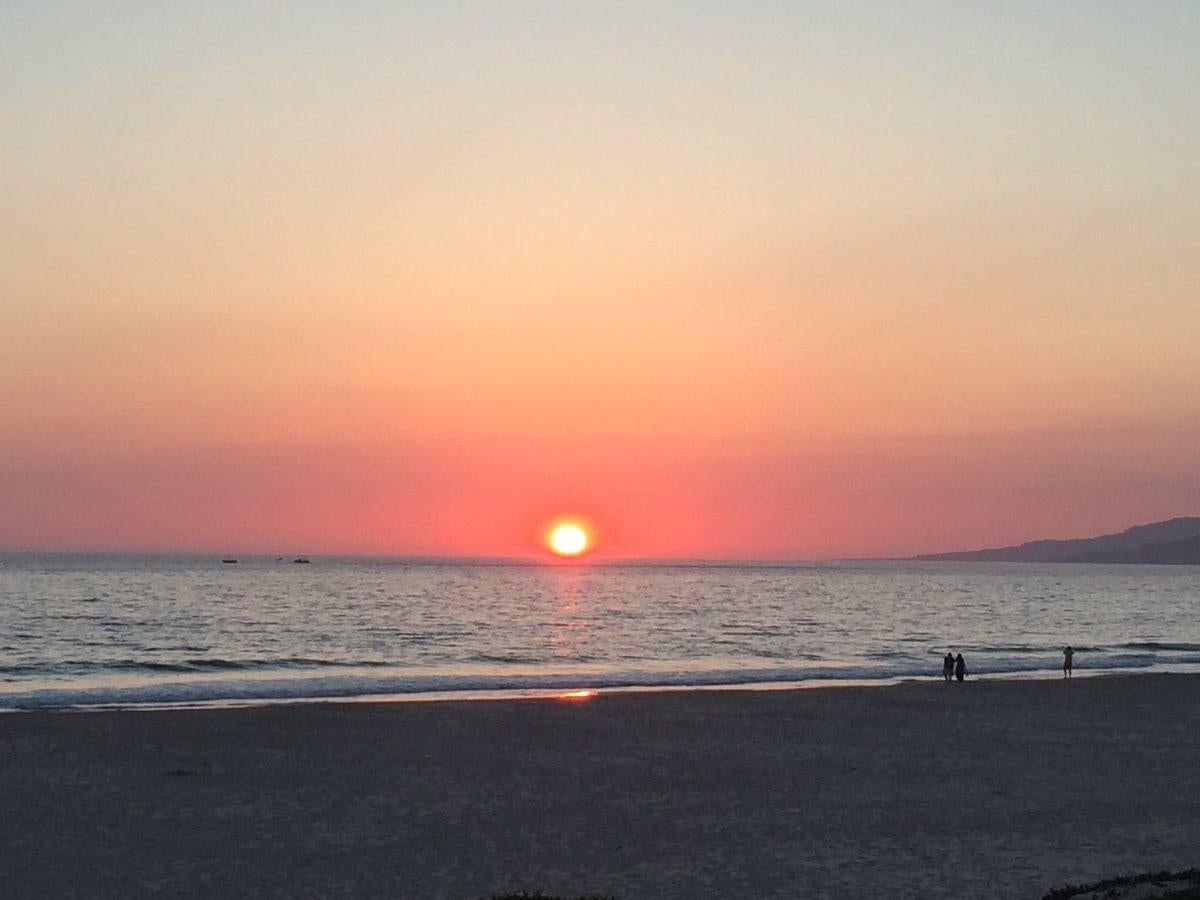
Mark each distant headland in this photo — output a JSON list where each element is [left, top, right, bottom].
[[914, 517, 1200, 564]]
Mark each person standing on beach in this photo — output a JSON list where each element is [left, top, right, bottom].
[[1063, 646, 1074, 679], [943, 652, 955, 682], [954, 653, 966, 682]]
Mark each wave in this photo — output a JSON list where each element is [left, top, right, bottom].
[[7, 639, 1200, 680], [468, 652, 548, 665], [1116, 642, 1200, 652], [0, 657, 401, 677], [5, 652, 1200, 711]]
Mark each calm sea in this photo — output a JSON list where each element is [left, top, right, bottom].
[[2, 554, 1198, 709]]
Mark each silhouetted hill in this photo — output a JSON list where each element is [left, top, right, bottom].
[[915, 517, 1200, 564]]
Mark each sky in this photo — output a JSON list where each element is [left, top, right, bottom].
[[2, 1, 1199, 559]]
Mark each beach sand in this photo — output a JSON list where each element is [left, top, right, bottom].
[[2, 674, 1198, 898]]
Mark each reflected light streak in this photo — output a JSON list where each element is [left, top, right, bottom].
[[558, 689, 598, 701]]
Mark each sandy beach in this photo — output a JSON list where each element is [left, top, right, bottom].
[[2, 674, 1198, 899]]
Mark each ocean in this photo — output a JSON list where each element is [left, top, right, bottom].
[[2, 554, 1198, 710]]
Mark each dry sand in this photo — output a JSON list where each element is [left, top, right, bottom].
[[2, 674, 1198, 898]]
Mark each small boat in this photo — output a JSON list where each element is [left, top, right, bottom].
[[293, 557, 310, 564], [221, 558, 238, 564]]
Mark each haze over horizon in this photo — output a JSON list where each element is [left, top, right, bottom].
[[4, 2, 1199, 559]]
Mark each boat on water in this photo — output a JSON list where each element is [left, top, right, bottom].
[[221, 558, 238, 564], [293, 557, 310, 564]]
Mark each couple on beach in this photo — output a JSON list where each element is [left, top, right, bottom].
[[942, 652, 966, 682]]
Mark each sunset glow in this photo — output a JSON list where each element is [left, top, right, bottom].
[[1, 4, 1198, 559]]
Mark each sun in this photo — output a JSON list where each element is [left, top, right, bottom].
[[547, 521, 590, 557]]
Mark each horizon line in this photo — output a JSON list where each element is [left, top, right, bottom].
[[0, 549, 880, 566]]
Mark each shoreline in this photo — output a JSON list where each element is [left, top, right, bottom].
[[5, 659, 1200, 714]]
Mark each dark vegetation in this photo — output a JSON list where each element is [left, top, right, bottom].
[[1043, 868, 1200, 900]]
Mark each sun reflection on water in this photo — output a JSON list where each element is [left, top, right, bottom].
[[558, 689, 597, 701]]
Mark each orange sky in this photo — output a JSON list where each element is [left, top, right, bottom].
[[3, 3, 1199, 558]]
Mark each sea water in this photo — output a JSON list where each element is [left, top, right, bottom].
[[2, 554, 1198, 709]]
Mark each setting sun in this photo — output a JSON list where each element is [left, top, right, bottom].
[[547, 522, 590, 557]]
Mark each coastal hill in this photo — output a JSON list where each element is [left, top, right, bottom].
[[914, 517, 1200, 564]]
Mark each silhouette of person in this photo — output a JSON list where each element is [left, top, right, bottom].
[[943, 652, 955, 683], [1063, 645, 1074, 679], [954, 653, 965, 683]]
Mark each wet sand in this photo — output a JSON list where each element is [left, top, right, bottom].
[[2, 674, 1198, 898]]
